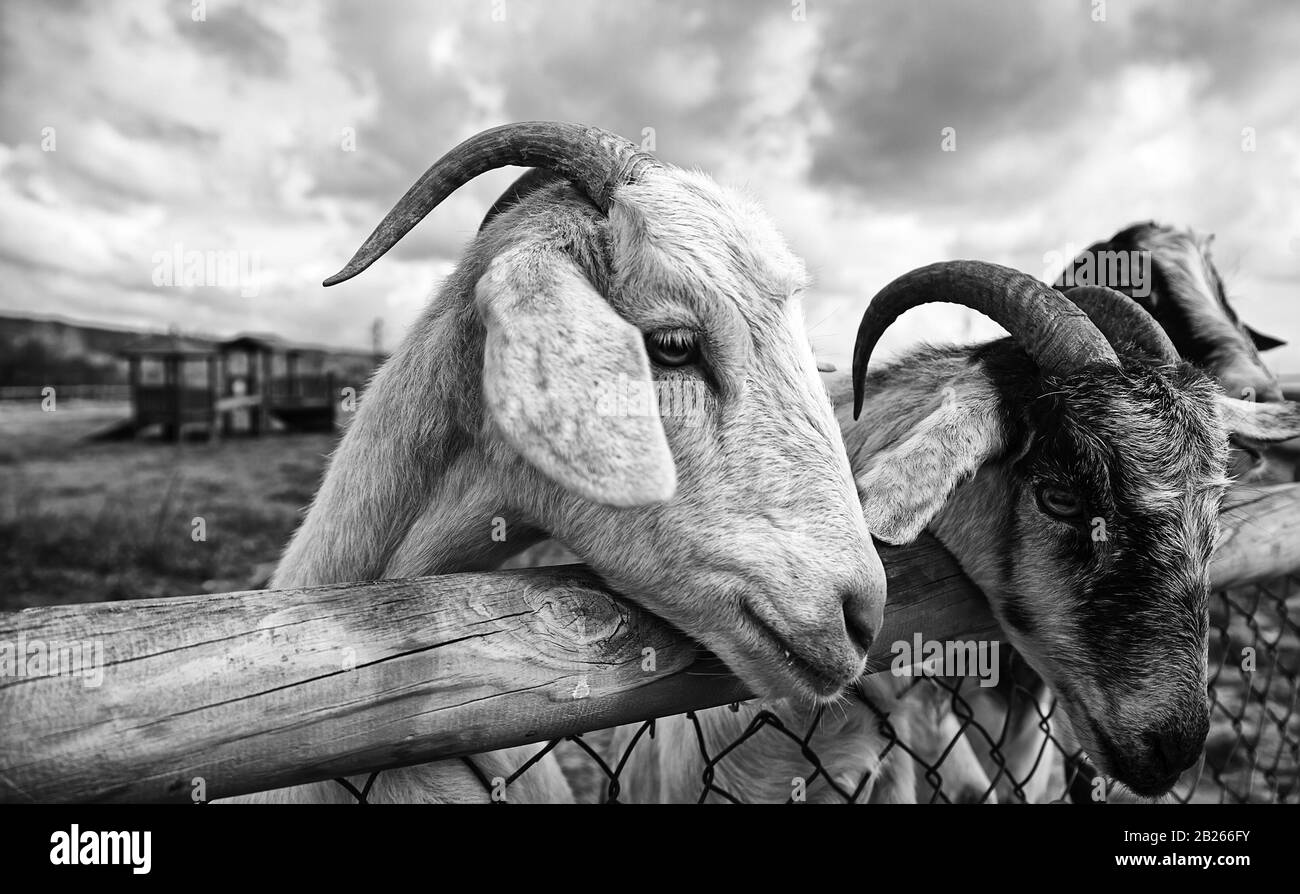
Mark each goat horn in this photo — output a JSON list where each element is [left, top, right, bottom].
[[1062, 285, 1179, 364], [323, 122, 660, 286], [851, 261, 1118, 419]]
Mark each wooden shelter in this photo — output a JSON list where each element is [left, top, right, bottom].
[[121, 332, 338, 440]]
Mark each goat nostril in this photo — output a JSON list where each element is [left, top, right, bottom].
[[840, 588, 880, 659]]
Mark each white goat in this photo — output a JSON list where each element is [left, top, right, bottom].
[[231, 122, 887, 804], [609, 263, 1300, 803]]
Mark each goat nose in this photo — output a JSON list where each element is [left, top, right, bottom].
[[1150, 725, 1202, 777], [840, 586, 883, 660]]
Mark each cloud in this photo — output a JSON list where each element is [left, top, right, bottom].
[[0, 0, 1295, 374], [177, 3, 289, 78]]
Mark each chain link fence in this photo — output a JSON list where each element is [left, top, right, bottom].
[[329, 573, 1298, 804]]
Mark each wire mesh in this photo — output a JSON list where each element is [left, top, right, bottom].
[[332, 574, 1299, 804]]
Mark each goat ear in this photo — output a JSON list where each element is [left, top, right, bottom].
[[855, 380, 1003, 545], [476, 249, 677, 507], [1217, 396, 1300, 443], [1244, 324, 1287, 352]]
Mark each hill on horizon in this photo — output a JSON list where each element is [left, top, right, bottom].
[[0, 312, 379, 388]]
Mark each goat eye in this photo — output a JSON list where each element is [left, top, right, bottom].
[[646, 329, 700, 368], [1036, 486, 1085, 520]]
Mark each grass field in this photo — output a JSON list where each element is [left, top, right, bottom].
[[0, 401, 334, 611]]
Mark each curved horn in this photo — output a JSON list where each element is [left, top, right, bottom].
[[851, 261, 1118, 419], [1063, 285, 1179, 364], [324, 122, 660, 286]]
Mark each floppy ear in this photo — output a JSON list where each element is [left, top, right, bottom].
[[855, 379, 1004, 545], [1217, 396, 1300, 443], [476, 247, 677, 507], [1244, 324, 1287, 352]]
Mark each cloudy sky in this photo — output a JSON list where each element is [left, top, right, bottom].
[[2, 0, 1298, 371]]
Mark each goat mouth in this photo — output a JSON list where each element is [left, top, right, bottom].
[[1071, 705, 1185, 798], [1124, 771, 1183, 799], [737, 603, 851, 697]]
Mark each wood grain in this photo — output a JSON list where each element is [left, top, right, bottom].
[[1, 484, 1296, 802]]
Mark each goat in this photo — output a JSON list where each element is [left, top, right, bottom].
[[963, 245, 1300, 800], [1055, 221, 1296, 482], [229, 122, 886, 803], [610, 262, 1300, 802], [960, 224, 1300, 800]]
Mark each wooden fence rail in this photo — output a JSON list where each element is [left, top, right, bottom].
[[2, 485, 1297, 803]]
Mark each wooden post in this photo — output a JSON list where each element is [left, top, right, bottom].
[[165, 354, 181, 443], [247, 348, 261, 437], [327, 371, 337, 428], [0, 540, 969, 803], [219, 351, 232, 437], [128, 355, 141, 436], [1211, 484, 1300, 585], [206, 355, 218, 442], [2, 484, 1295, 803], [262, 350, 273, 434]]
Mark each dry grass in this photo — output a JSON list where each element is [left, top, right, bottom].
[[0, 401, 335, 610]]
